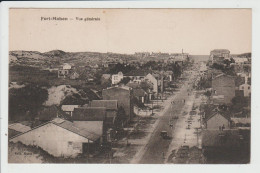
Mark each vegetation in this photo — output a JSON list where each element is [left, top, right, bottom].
[[9, 84, 48, 121], [108, 63, 136, 74], [114, 106, 127, 130], [230, 96, 251, 114]]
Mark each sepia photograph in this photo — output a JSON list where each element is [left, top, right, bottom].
[[5, 7, 252, 165]]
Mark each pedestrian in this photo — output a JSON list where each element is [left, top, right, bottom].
[[184, 99, 186, 103]]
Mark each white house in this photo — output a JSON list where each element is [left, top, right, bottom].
[[144, 73, 158, 93], [233, 58, 248, 65], [112, 71, 124, 85], [10, 118, 103, 158], [63, 63, 72, 70], [239, 83, 251, 97]]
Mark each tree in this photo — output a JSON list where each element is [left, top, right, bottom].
[[231, 96, 250, 113], [119, 77, 131, 85], [114, 106, 126, 130], [9, 84, 48, 121], [140, 81, 153, 93]]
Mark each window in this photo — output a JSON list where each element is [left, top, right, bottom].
[[242, 86, 244, 90], [248, 86, 250, 89]]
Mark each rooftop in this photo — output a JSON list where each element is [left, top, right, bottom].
[[61, 105, 79, 112], [73, 107, 106, 121], [90, 100, 118, 110], [10, 118, 103, 142], [8, 123, 31, 133]]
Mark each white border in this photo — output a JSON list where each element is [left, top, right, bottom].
[[1, 1, 260, 173]]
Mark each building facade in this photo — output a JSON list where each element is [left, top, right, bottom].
[[102, 86, 134, 123], [212, 74, 235, 104]]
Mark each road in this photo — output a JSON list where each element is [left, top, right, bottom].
[[137, 71, 197, 164]]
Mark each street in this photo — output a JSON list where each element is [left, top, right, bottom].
[[132, 70, 197, 164]]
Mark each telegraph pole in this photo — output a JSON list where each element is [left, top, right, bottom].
[[151, 99, 153, 115]]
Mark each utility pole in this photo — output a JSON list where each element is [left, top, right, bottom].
[[109, 140, 112, 164], [151, 99, 153, 115], [87, 139, 89, 163], [195, 128, 199, 147]]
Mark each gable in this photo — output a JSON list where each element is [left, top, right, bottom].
[[10, 123, 92, 143], [207, 112, 229, 123]]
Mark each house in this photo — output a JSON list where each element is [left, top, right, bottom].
[[126, 81, 153, 100], [125, 69, 151, 84], [63, 63, 72, 70], [58, 69, 70, 78], [36, 105, 65, 121], [165, 71, 174, 82], [111, 71, 124, 85], [102, 86, 134, 124], [10, 118, 103, 158], [211, 74, 235, 104], [144, 73, 159, 93], [9, 55, 18, 63], [202, 129, 245, 153], [202, 128, 250, 164], [70, 71, 79, 80], [73, 107, 107, 121], [210, 49, 230, 61], [239, 83, 251, 97], [233, 57, 248, 65], [61, 105, 79, 117], [204, 108, 230, 130], [58, 63, 75, 79], [231, 117, 250, 127], [89, 100, 118, 127]]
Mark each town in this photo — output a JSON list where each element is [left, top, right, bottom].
[[8, 49, 251, 164]]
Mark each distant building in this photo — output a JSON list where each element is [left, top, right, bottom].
[[9, 55, 18, 63], [63, 63, 72, 70], [210, 49, 230, 59], [10, 118, 103, 158], [209, 49, 230, 65], [233, 57, 249, 65], [101, 74, 111, 85], [144, 73, 159, 93], [112, 71, 124, 85], [89, 100, 118, 127], [239, 83, 251, 97], [211, 74, 235, 104], [58, 69, 70, 78], [61, 105, 79, 117], [235, 74, 251, 97], [70, 71, 80, 80], [102, 86, 134, 124]]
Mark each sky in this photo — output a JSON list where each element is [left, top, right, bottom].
[[9, 8, 252, 55]]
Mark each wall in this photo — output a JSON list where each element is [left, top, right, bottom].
[[102, 88, 133, 122], [212, 75, 235, 104], [10, 123, 90, 158]]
